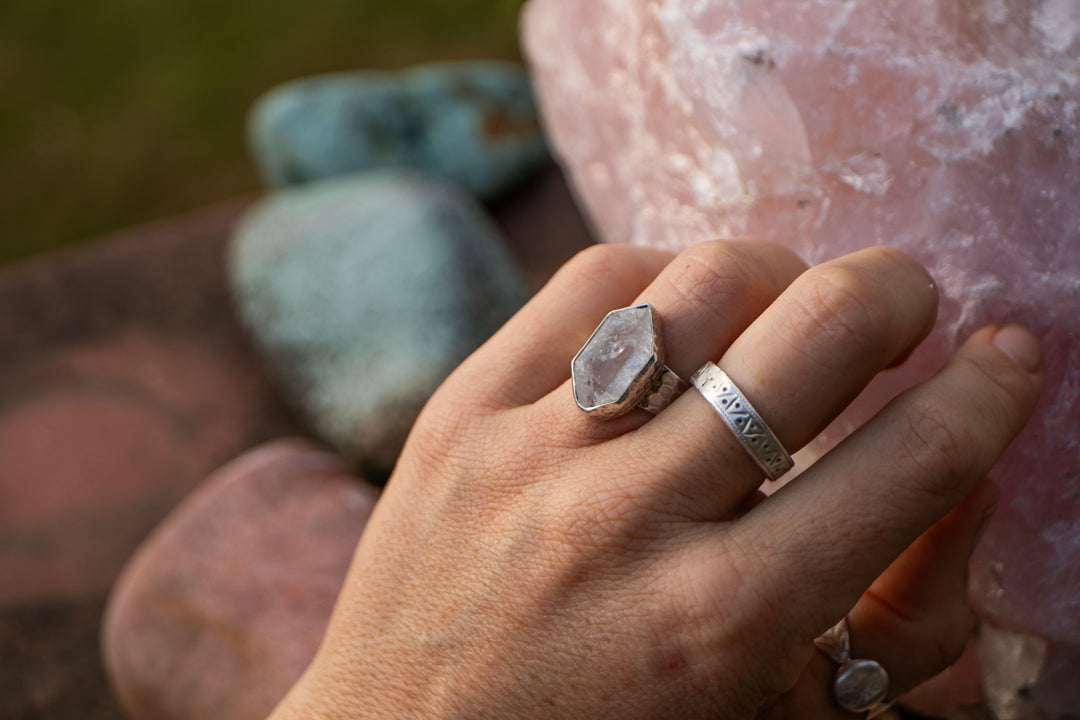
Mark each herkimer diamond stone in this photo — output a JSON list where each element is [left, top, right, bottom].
[[572, 304, 660, 417]]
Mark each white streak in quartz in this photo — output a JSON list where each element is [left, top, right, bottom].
[[1032, 0, 1080, 53], [924, 62, 1075, 161], [830, 153, 893, 196], [652, 2, 816, 214]]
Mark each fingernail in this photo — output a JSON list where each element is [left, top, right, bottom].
[[991, 325, 1042, 373]]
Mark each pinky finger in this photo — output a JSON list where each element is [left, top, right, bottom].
[[757, 479, 997, 720]]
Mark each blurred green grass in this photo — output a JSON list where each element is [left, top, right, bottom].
[[0, 0, 527, 266]]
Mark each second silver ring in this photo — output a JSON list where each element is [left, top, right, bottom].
[[690, 362, 794, 481]]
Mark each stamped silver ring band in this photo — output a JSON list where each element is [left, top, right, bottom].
[[572, 304, 688, 419], [690, 362, 794, 481], [815, 617, 892, 717]]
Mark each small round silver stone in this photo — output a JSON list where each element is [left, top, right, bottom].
[[833, 659, 889, 713]]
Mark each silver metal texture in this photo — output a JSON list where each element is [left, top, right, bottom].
[[572, 304, 687, 419], [689, 362, 794, 481], [816, 617, 851, 665], [815, 617, 893, 718], [639, 366, 689, 415]]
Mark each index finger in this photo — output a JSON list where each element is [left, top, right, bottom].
[[739, 324, 1044, 638]]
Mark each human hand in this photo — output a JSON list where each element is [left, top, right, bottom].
[[270, 242, 1043, 719]]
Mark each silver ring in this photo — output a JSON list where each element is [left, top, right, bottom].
[[572, 304, 688, 419], [689, 362, 794, 481], [815, 617, 892, 717]]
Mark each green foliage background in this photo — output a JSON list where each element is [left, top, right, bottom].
[[0, 0, 527, 265]]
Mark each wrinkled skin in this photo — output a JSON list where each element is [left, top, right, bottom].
[[270, 242, 1042, 719]]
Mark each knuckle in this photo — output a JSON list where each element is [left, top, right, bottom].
[[898, 394, 977, 495], [557, 243, 645, 291], [665, 241, 776, 313], [783, 265, 890, 365], [806, 265, 886, 336]]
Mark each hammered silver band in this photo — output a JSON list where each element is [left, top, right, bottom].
[[639, 366, 689, 415], [815, 617, 892, 718], [689, 362, 793, 481]]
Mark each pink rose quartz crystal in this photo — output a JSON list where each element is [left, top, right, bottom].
[[523, 1, 1080, 716]]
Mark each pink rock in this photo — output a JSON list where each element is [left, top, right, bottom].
[[523, 0, 1079, 713], [103, 439, 379, 720]]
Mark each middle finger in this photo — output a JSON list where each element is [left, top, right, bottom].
[[614, 246, 939, 520]]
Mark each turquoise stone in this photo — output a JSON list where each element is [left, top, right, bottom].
[[248, 61, 548, 202]]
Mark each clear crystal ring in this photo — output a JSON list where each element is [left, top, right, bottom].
[[572, 304, 688, 419], [816, 617, 892, 717], [690, 362, 794, 481]]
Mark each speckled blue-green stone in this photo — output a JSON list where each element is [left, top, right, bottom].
[[228, 170, 531, 472], [248, 62, 548, 201]]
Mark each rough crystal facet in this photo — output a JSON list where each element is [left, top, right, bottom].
[[573, 305, 657, 415]]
